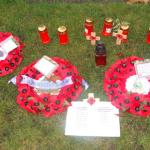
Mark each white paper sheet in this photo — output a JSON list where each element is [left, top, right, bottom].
[[34, 56, 58, 77], [65, 101, 120, 137], [135, 62, 150, 78], [0, 36, 18, 61], [0, 36, 18, 53]]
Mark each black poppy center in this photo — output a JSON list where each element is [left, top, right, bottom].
[[107, 84, 112, 89], [10, 63, 15, 67], [5, 67, 9, 71], [62, 66, 67, 69], [67, 98, 72, 102], [55, 100, 60, 105], [24, 101, 28, 106], [124, 99, 130, 104], [135, 96, 140, 101], [114, 96, 118, 100], [74, 85, 78, 90], [67, 72, 72, 76], [15, 58, 19, 62], [135, 107, 140, 112], [45, 107, 50, 112], [115, 68, 120, 73], [122, 63, 126, 68], [22, 89, 27, 93], [113, 83, 118, 88], [34, 102, 39, 106], [43, 97, 48, 102], [147, 102, 150, 106], [110, 91, 114, 95]]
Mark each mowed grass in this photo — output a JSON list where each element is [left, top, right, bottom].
[[0, 0, 150, 149]]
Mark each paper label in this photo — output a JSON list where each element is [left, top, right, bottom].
[[0, 36, 18, 53], [135, 60, 150, 78], [0, 36, 19, 60], [106, 28, 112, 33], [65, 101, 120, 137], [85, 28, 88, 33], [34, 56, 58, 77]]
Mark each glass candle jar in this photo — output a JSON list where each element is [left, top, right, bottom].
[[101, 18, 113, 36], [120, 22, 129, 43], [95, 41, 106, 66], [58, 26, 69, 45], [84, 18, 94, 36], [146, 27, 150, 44], [38, 25, 50, 44]]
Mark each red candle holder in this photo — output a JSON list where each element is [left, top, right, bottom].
[[101, 18, 113, 36], [38, 25, 50, 44], [146, 27, 150, 44], [120, 22, 129, 43], [84, 18, 94, 36], [58, 26, 69, 45]]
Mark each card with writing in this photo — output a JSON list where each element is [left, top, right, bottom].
[[135, 60, 150, 78], [0, 36, 19, 53], [34, 56, 58, 78], [65, 93, 120, 137]]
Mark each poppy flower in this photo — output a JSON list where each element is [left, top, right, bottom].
[[41, 103, 56, 118], [18, 84, 31, 96], [39, 93, 51, 104]]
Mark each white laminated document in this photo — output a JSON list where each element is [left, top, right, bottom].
[[0, 36, 18, 60], [34, 56, 58, 77], [65, 101, 120, 137], [135, 60, 150, 78], [0, 36, 18, 53]]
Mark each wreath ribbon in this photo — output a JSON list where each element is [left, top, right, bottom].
[[9, 75, 89, 90]]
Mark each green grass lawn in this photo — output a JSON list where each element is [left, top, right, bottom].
[[0, 0, 150, 149]]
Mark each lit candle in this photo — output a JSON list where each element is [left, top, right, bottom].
[[146, 27, 150, 44], [101, 18, 113, 36], [95, 41, 106, 66], [58, 26, 69, 45], [120, 22, 129, 43], [38, 25, 50, 44], [84, 18, 94, 36]]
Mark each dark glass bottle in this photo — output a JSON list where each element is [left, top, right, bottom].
[[95, 41, 106, 66]]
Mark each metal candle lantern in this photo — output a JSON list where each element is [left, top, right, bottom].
[[84, 18, 94, 36], [58, 26, 69, 45], [95, 41, 106, 66], [38, 25, 50, 44], [101, 18, 113, 36]]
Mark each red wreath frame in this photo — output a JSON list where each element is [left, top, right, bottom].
[[16, 57, 84, 117], [0, 32, 24, 77], [103, 56, 150, 117]]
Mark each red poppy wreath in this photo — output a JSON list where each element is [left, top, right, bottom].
[[11, 56, 88, 117], [103, 56, 150, 117], [0, 32, 24, 76]]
